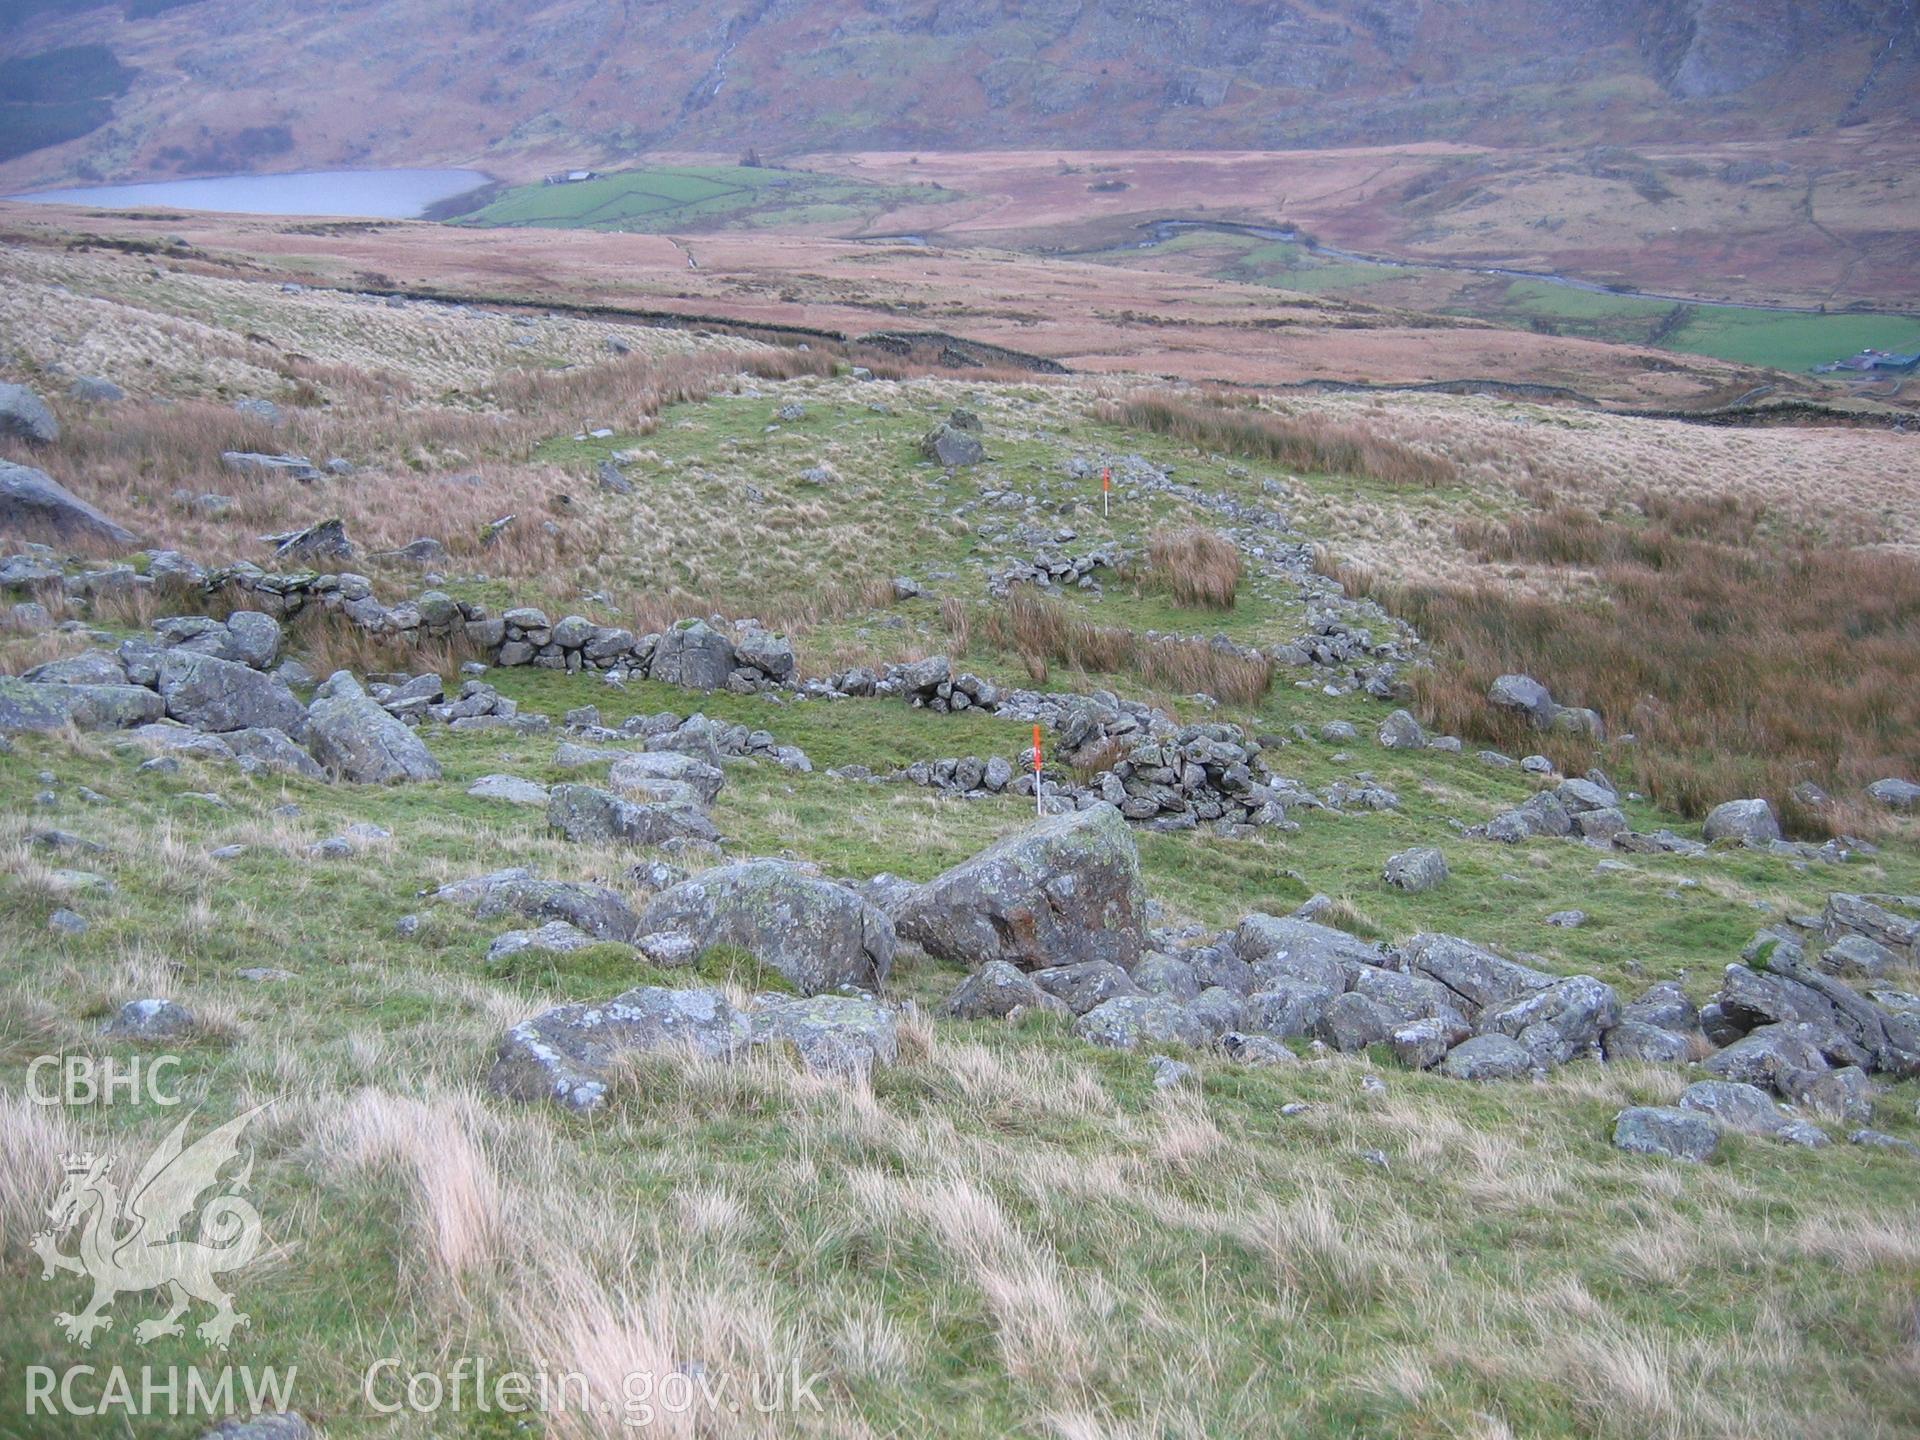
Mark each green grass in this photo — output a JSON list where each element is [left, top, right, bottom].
[[1098, 234, 1920, 374], [453, 165, 955, 234], [2, 681, 1917, 1437], [1664, 308, 1920, 373]]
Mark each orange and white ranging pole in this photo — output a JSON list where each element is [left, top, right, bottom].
[[1032, 724, 1044, 817], [1102, 466, 1111, 519]]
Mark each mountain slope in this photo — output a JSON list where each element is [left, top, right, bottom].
[[2, 0, 1915, 188]]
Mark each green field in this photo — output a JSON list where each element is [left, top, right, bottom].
[[1098, 233, 1920, 375], [1495, 280, 1920, 372], [454, 164, 954, 234]]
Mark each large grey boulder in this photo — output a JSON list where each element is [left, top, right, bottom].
[[1613, 1106, 1719, 1162], [1785, 1065, 1874, 1125], [1824, 894, 1919, 962], [0, 383, 58, 444], [1488, 673, 1555, 726], [226, 726, 328, 780], [1234, 914, 1381, 991], [1383, 846, 1448, 894], [489, 986, 750, 1111], [637, 860, 895, 994], [1132, 953, 1203, 1002], [1031, 960, 1140, 1015], [0, 459, 136, 547], [1678, 1080, 1800, 1138], [68, 376, 123, 405], [1315, 991, 1392, 1052], [1621, 981, 1699, 1033], [1439, 1032, 1536, 1081], [486, 920, 604, 962], [1388, 1015, 1471, 1069], [650, 620, 736, 691], [1481, 974, 1620, 1066], [468, 774, 549, 806], [0, 675, 162, 732], [608, 750, 726, 806], [1377, 709, 1428, 750], [156, 650, 307, 735], [264, 518, 353, 563], [922, 423, 985, 468], [305, 671, 441, 782], [1242, 982, 1340, 1038], [750, 994, 898, 1075], [894, 804, 1146, 972], [1349, 967, 1467, 1027], [435, 868, 639, 942], [1703, 1022, 1831, 1090], [1603, 1021, 1693, 1064], [1073, 995, 1207, 1051], [547, 783, 719, 846], [103, 997, 196, 1041], [1714, 956, 1920, 1079], [204, 611, 281, 670], [1395, 934, 1554, 1016], [734, 628, 795, 681], [1866, 778, 1920, 810], [1703, 798, 1780, 846], [222, 452, 320, 482], [943, 961, 1064, 1020], [22, 651, 126, 686]]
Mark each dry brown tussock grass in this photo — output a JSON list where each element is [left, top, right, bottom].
[[1143, 526, 1241, 609], [967, 586, 1273, 706]]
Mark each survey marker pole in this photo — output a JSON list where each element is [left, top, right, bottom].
[[1102, 466, 1111, 519], [1033, 725, 1044, 817]]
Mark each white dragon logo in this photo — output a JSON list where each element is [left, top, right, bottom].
[[32, 1106, 267, 1349]]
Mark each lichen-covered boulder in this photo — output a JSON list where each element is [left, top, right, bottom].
[[0, 459, 136, 546], [1031, 959, 1140, 1015], [0, 383, 59, 444], [1234, 914, 1381, 991], [608, 750, 725, 806], [1703, 798, 1780, 846], [650, 620, 737, 691], [1073, 994, 1207, 1051], [749, 994, 899, 1074], [1395, 933, 1554, 1016], [547, 782, 720, 846], [1613, 1106, 1719, 1162], [434, 867, 639, 942], [102, 997, 196, 1041], [0, 676, 162, 732], [227, 726, 329, 780], [305, 671, 441, 783], [1603, 1021, 1693, 1064], [943, 960, 1065, 1020], [637, 860, 895, 994], [1438, 1032, 1535, 1082], [1383, 846, 1448, 894], [489, 986, 749, 1111], [1242, 982, 1339, 1039], [156, 650, 307, 735], [894, 804, 1146, 972], [1480, 974, 1620, 1066], [22, 651, 126, 686]]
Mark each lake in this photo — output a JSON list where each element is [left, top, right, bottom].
[[4, 168, 490, 219]]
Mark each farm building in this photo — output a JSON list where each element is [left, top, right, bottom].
[[1816, 348, 1920, 374], [543, 169, 601, 186]]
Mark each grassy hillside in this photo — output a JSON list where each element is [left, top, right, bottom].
[[2, 236, 1918, 1438]]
